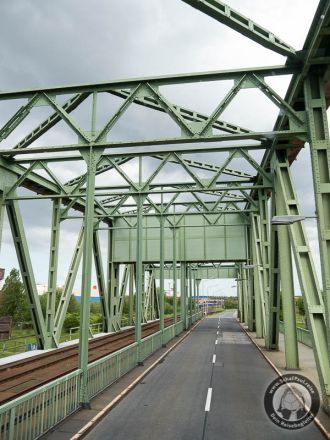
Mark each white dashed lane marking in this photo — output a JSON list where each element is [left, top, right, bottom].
[[205, 388, 213, 412]]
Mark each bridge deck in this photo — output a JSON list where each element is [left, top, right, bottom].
[[83, 312, 324, 440]]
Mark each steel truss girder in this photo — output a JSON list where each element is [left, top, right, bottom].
[[266, 195, 280, 350], [275, 180, 299, 369], [110, 88, 252, 135], [66, 153, 254, 192], [0, 65, 297, 101], [304, 73, 330, 359], [93, 226, 111, 332], [251, 214, 265, 337], [258, 189, 271, 345], [54, 225, 84, 341], [6, 199, 48, 349], [0, 129, 305, 157], [107, 229, 121, 332], [14, 142, 266, 164], [144, 270, 158, 322], [45, 199, 61, 349], [181, 0, 297, 58], [13, 93, 89, 150], [273, 149, 330, 411], [78, 149, 99, 404]]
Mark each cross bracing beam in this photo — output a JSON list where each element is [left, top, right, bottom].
[[64, 154, 254, 192], [12, 93, 90, 150], [0, 157, 109, 221], [96, 210, 257, 220], [5, 184, 271, 202], [2, 83, 252, 171], [109, 88, 252, 135], [0, 129, 305, 157], [0, 65, 298, 101], [11, 142, 267, 164], [181, 0, 297, 58]]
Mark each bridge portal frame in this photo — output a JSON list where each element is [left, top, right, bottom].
[[0, 0, 329, 414]]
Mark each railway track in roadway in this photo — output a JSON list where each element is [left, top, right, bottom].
[[0, 317, 175, 405]]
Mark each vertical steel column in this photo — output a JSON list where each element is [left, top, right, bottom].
[[172, 227, 177, 329], [180, 262, 187, 329], [277, 194, 299, 369], [266, 193, 281, 350], [128, 264, 134, 326], [305, 73, 330, 359], [45, 199, 61, 349], [242, 272, 248, 325], [78, 149, 97, 407], [193, 270, 198, 315], [159, 214, 165, 342], [135, 193, 143, 362], [237, 264, 244, 322], [93, 227, 111, 332], [259, 189, 270, 338], [247, 227, 255, 331], [107, 229, 120, 331], [188, 265, 193, 326], [142, 266, 147, 323], [274, 149, 330, 412], [251, 214, 264, 337], [196, 278, 201, 318]]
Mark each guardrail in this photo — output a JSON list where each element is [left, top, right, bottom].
[[279, 321, 312, 347], [0, 316, 202, 440], [69, 322, 103, 340], [0, 336, 36, 355], [0, 370, 81, 440]]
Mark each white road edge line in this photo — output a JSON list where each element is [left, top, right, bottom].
[[205, 388, 213, 412], [212, 354, 216, 364]]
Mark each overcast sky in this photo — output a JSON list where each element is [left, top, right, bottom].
[[0, 0, 324, 297]]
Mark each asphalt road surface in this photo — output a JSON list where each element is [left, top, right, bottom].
[[85, 311, 324, 440]]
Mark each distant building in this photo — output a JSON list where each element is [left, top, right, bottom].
[[36, 284, 48, 295]]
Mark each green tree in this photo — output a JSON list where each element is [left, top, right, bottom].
[[90, 301, 101, 314], [224, 298, 238, 309], [296, 297, 305, 316], [39, 288, 80, 317], [0, 269, 30, 323], [63, 312, 80, 331]]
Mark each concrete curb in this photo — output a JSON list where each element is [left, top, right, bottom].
[[238, 320, 330, 440], [70, 318, 204, 440]]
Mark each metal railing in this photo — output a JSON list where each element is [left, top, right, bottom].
[[0, 370, 81, 440], [69, 322, 103, 340], [0, 315, 202, 440], [88, 342, 138, 398], [0, 336, 36, 355], [279, 321, 312, 347]]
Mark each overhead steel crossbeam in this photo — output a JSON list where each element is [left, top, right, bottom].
[[0, 65, 298, 101], [181, 0, 297, 58]]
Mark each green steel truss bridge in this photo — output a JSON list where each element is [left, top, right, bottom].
[[0, 1, 330, 437]]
